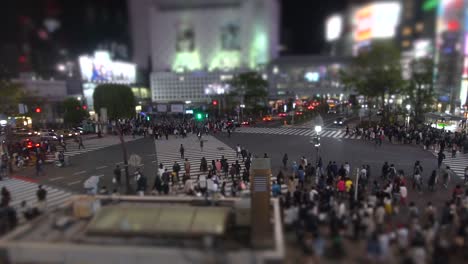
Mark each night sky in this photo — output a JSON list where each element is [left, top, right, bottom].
[[281, 0, 348, 54]]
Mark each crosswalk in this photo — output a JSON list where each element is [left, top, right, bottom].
[[434, 151, 468, 179], [155, 135, 287, 195], [236, 127, 362, 139], [0, 178, 74, 211], [59, 136, 143, 157]]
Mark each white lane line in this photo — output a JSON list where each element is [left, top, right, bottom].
[[96, 166, 108, 170], [116, 162, 124, 165], [67, 180, 82, 186], [73, 171, 87, 175], [49, 177, 64, 181]]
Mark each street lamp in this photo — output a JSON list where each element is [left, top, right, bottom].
[[406, 104, 411, 127], [314, 125, 322, 134]]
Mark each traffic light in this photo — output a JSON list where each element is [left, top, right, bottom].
[[196, 113, 203, 120], [212, 100, 218, 106], [35, 107, 41, 113], [146, 116, 150, 121], [82, 105, 88, 110]]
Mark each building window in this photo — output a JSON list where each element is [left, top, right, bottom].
[[401, 40, 411, 48], [402, 27, 412, 36], [415, 23, 424, 33]]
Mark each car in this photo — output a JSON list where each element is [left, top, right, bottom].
[[241, 121, 251, 126], [262, 115, 272, 121], [56, 129, 77, 139], [41, 132, 59, 141], [295, 111, 304, 116], [278, 112, 288, 118], [328, 108, 337, 114], [21, 138, 41, 150], [13, 128, 37, 137], [307, 105, 315, 110], [333, 117, 346, 126]]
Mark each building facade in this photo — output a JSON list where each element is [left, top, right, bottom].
[[128, 0, 280, 105], [267, 56, 351, 100]]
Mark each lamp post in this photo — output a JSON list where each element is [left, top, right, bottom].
[[406, 104, 411, 127], [240, 104, 245, 122], [312, 125, 322, 169]]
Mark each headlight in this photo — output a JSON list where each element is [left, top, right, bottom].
[[339, 121, 343, 124], [69, 134, 72, 136], [53, 136, 57, 139], [334, 121, 337, 124]]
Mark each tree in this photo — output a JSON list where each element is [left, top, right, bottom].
[[404, 58, 435, 124], [228, 72, 268, 115], [93, 84, 136, 193], [62, 98, 89, 126], [93, 84, 136, 119], [340, 41, 404, 122], [0, 80, 25, 116]]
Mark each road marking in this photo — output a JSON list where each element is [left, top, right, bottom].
[[49, 177, 64, 181], [91, 174, 105, 177], [67, 180, 82, 186], [96, 166, 108, 170], [116, 162, 124, 165], [73, 171, 87, 175]]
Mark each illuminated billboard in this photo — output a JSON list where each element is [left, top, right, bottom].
[[79, 51, 136, 84], [326, 15, 343, 42], [353, 2, 402, 42]]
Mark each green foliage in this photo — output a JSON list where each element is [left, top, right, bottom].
[[93, 84, 136, 119], [228, 72, 268, 114], [63, 98, 89, 126], [0, 80, 25, 115], [340, 41, 404, 121], [403, 58, 436, 123]]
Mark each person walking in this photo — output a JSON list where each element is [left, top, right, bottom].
[[135, 170, 147, 196], [200, 157, 208, 172], [179, 144, 185, 159], [236, 144, 241, 158], [428, 170, 437, 192], [184, 158, 191, 178], [36, 185, 47, 212], [282, 154, 288, 169], [464, 165, 468, 184], [77, 136, 85, 150], [113, 165, 122, 188], [200, 139, 204, 152], [437, 151, 445, 168], [172, 161, 181, 186]]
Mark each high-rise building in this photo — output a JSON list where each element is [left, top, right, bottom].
[[128, 0, 280, 104]]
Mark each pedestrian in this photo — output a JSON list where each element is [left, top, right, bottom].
[[200, 157, 208, 172], [35, 156, 43, 177], [161, 169, 170, 194], [200, 140, 204, 152], [36, 185, 47, 212], [113, 165, 122, 187], [282, 153, 288, 168], [77, 136, 85, 150], [428, 170, 437, 192], [135, 170, 147, 196], [179, 144, 184, 159], [464, 165, 468, 184], [152, 171, 163, 195], [184, 158, 191, 178], [236, 144, 241, 158], [437, 151, 445, 168], [172, 161, 181, 186]]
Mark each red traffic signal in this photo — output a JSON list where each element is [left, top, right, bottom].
[[212, 100, 218, 106], [82, 105, 87, 110], [35, 107, 41, 113]]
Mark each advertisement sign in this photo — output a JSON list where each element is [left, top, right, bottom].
[[79, 51, 136, 84], [326, 15, 343, 42], [157, 105, 167, 112], [353, 2, 402, 42], [171, 104, 184, 113]]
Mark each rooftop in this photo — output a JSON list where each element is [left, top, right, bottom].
[[0, 195, 284, 264]]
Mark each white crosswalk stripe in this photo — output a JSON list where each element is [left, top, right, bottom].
[[0, 178, 74, 211], [236, 127, 362, 139], [58, 136, 143, 157], [433, 151, 468, 179], [155, 135, 287, 195]]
